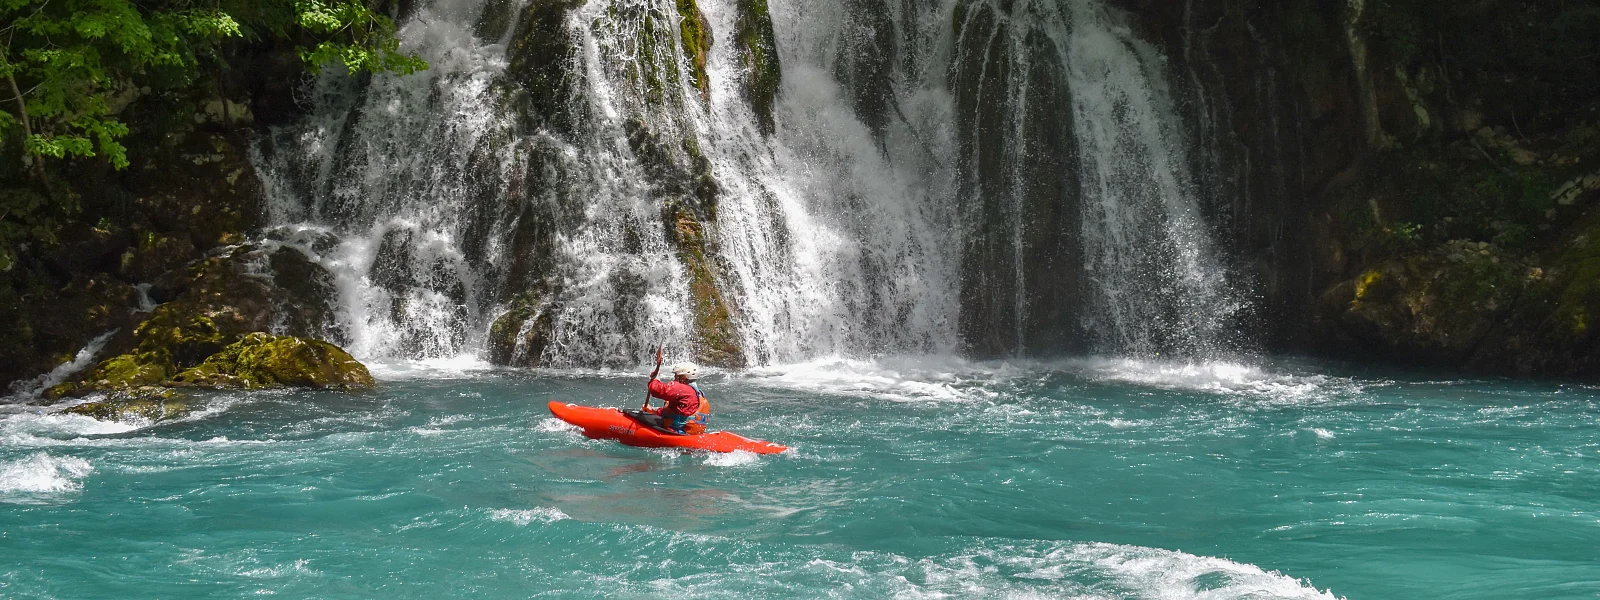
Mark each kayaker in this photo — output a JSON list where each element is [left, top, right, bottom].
[[644, 362, 708, 434]]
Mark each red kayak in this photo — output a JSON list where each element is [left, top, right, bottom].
[[547, 401, 788, 454]]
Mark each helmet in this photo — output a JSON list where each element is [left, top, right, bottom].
[[672, 362, 700, 381]]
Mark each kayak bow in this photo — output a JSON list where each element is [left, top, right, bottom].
[[547, 401, 788, 454]]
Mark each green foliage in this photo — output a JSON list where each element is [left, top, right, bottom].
[[0, 0, 241, 170], [293, 1, 427, 75], [0, 0, 423, 173], [0, 0, 424, 270]]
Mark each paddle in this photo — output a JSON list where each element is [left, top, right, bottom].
[[643, 342, 664, 410]]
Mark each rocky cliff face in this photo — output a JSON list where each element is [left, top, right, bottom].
[[6, 0, 1600, 388], [0, 38, 368, 396], [1119, 0, 1600, 376]]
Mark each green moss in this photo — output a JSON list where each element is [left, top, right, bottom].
[[736, 0, 781, 135], [172, 333, 374, 390], [671, 208, 744, 367], [676, 0, 712, 100], [63, 387, 188, 423], [505, 0, 588, 134], [487, 291, 554, 365], [640, 12, 666, 104], [44, 351, 171, 400], [1352, 269, 1384, 306], [1553, 230, 1600, 340]]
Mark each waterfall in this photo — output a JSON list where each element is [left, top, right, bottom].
[[1063, 1, 1244, 357], [251, 0, 1244, 367]]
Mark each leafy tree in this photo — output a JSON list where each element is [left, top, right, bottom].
[[0, 0, 426, 270]]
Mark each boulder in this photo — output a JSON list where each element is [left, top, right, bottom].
[[171, 333, 374, 390], [1314, 240, 1532, 366], [487, 291, 555, 366], [3, 275, 142, 393], [45, 244, 343, 397], [62, 387, 189, 423]]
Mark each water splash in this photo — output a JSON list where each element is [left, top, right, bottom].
[[0, 452, 94, 501], [8, 330, 116, 400]]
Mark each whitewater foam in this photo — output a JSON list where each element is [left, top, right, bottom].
[[365, 355, 499, 380], [1068, 357, 1361, 404], [0, 409, 142, 440], [488, 507, 570, 526], [703, 450, 761, 467], [1064, 542, 1342, 599], [0, 452, 94, 501], [738, 356, 1007, 403]]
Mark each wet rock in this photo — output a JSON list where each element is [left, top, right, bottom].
[[47, 245, 345, 397], [487, 291, 555, 366], [475, 0, 521, 40], [171, 333, 373, 390], [62, 387, 189, 423], [267, 246, 342, 344], [671, 208, 745, 368], [506, 0, 589, 136], [676, 0, 713, 101], [118, 231, 199, 283], [735, 0, 781, 135]]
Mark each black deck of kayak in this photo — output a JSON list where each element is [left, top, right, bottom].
[[621, 409, 687, 436]]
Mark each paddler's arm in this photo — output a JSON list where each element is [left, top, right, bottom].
[[644, 377, 670, 413]]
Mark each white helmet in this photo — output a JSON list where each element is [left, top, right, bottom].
[[672, 362, 700, 381]]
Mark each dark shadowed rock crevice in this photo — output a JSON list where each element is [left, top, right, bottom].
[[1117, 0, 1600, 375]]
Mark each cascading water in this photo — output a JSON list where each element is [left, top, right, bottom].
[[1062, 1, 1245, 357], [255, 0, 699, 366], [251, 0, 1245, 367]]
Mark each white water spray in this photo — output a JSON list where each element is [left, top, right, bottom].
[[253, 0, 1244, 366]]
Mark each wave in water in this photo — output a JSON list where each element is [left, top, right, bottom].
[[734, 355, 1361, 406], [0, 452, 94, 502]]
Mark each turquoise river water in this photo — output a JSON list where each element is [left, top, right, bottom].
[[2, 357, 1597, 598]]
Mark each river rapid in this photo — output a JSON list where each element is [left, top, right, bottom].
[[3, 358, 1597, 598]]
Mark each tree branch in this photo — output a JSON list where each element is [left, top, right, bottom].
[[3, 56, 54, 198]]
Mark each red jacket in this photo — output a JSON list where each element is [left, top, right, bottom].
[[648, 379, 701, 416]]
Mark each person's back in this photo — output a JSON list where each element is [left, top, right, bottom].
[[647, 377, 700, 417], [644, 362, 709, 433]]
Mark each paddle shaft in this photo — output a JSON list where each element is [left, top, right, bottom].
[[643, 342, 663, 409]]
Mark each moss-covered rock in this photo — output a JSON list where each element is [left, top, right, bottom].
[[676, 0, 713, 101], [62, 387, 189, 423], [172, 333, 374, 390], [44, 351, 172, 401], [487, 291, 556, 366], [671, 207, 745, 367], [1316, 240, 1533, 366], [506, 0, 589, 136], [475, 0, 522, 40], [44, 244, 344, 397], [618, 118, 743, 366], [735, 0, 781, 135]]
